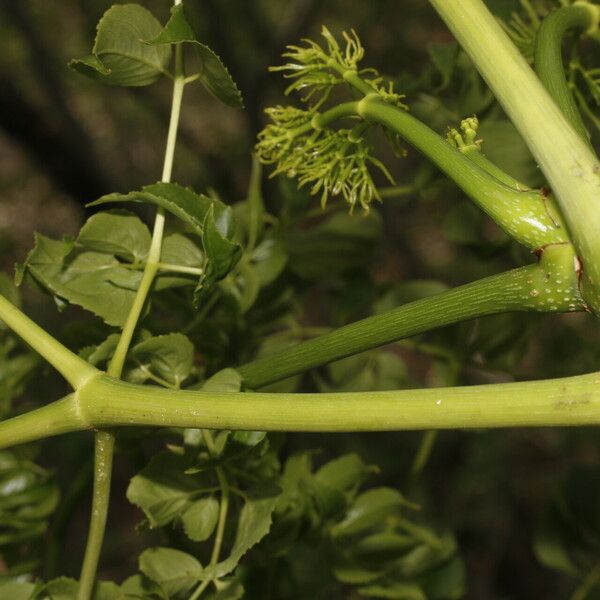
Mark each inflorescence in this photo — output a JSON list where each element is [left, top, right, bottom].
[[256, 27, 406, 212]]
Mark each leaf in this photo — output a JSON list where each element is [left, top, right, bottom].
[[88, 183, 242, 302], [245, 156, 264, 250], [121, 575, 168, 599], [127, 451, 210, 528], [201, 368, 242, 393], [212, 492, 280, 578], [427, 42, 458, 90], [315, 454, 373, 494], [181, 495, 219, 541], [331, 488, 414, 539], [130, 333, 195, 387], [32, 577, 78, 599], [19, 233, 140, 326], [147, 4, 243, 108], [0, 581, 35, 600], [89, 183, 227, 237], [205, 577, 245, 600], [69, 4, 171, 87], [285, 210, 382, 279], [139, 547, 203, 597], [357, 581, 426, 599], [77, 211, 151, 262]]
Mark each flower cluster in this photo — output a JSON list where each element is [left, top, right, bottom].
[[256, 106, 393, 212], [447, 115, 482, 152], [270, 26, 365, 107]]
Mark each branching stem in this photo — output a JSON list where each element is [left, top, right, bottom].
[[77, 31, 186, 599]]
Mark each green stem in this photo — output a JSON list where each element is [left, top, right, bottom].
[[190, 432, 230, 600], [534, 3, 598, 145], [76, 431, 114, 600], [239, 254, 582, 389], [0, 295, 98, 389], [77, 36, 186, 599], [429, 0, 600, 314], [32, 368, 600, 434], [356, 96, 568, 251], [460, 146, 529, 190], [1, 360, 600, 446]]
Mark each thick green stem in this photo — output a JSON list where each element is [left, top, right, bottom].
[[4, 368, 596, 436], [356, 97, 568, 251], [534, 3, 598, 145], [0, 295, 98, 389], [429, 0, 600, 314], [77, 36, 186, 599], [239, 251, 583, 389]]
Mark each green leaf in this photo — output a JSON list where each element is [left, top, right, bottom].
[[127, 451, 210, 528], [427, 42, 458, 90], [121, 574, 167, 599], [130, 333, 195, 387], [181, 495, 219, 541], [285, 210, 382, 279], [32, 577, 78, 599], [315, 454, 373, 494], [147, 4, 243, 108], [212, 492, 280, 578], [88, 183, 242, 302], [201, 368, 242, 393], [19, 233, 140, 327], [77, 211, 151, 262], [0, 581, 35, 600], [69, 4, 171, 87], [357, 581, 426, 599], [139, 547, 203, 597], [331, 488, 414, 539], [204, 576, 245, 600], [89, 183, 226, 237]]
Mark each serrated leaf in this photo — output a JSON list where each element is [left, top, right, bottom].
[[130, 333, 194, 387], [139, 547, 203, 597], [212, 492, 279, 578], [182, 495, 219, 541], [69, 4, 171, 87], [147, 4, 243, 108], [88, 183, 241, 302], [127, 451, 210, 528], [77, 211, 151, 263], [19, 234, 139, 326]]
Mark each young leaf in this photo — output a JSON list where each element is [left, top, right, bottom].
[[139, 547, 203, 597], [69, 4, 171, 87], [121, 574, 168, 600], [77, 211, 151, 263], [130, 333, 195, 388], [212, 491, 280, 578], [181, 495, 220, 542], [127, 451, 210, 528], [147, 4, 243, 108], [0, 582, 35, 600], [331, 487, 414, 539]]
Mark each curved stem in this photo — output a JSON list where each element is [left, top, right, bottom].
[[77, 36, 186, 599], [356, 97, 568, 251], [239, 256, 582, 389], [534, 3, 598, 145], [429, 0, 600, 314], [0, 295, 98, 389]]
